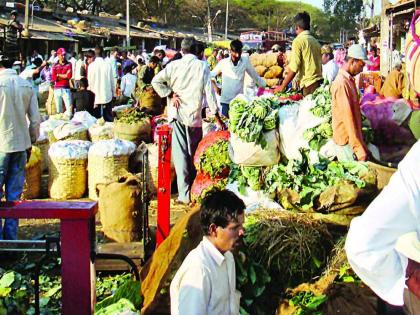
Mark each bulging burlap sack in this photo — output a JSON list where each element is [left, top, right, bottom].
[[114, 118, 152, 145], [97, 175, 142, 243]]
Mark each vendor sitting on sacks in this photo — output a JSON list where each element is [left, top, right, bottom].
[[380, 62, 405, 99], [170, 190, 245, 315], [277, 11, 323, 96], [330, 44, 372, 162]]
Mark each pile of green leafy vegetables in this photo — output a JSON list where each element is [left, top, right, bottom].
[[228, 149, 370, 210], [197, 141, 231, 178], [229, 96, 280, 148], [265, 149, 370, 210], [0, 257, 141, 315], [116, 107, 149, 124], [303, 85, 333, 151]]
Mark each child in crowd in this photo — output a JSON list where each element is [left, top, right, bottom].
[[72, 77, 95, 116]]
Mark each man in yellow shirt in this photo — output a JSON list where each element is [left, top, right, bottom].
[[277, 12, 323, 96], [381, 63, 404, 98], [207, 49, 218, 71]]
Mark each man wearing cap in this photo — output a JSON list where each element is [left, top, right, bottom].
[[51, 48, 72, 115], [277, 12, 323, 96], [330, 44, 371, 162], [321, 45, 339, 84], [345, 140, 420, 314], [152, 38, 225, 205], [5, 11, 23, 61], [0, 54, 40, 240]]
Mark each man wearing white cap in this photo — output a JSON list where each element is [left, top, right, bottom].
[[345, 140, 420, 314], [330, 44, 372, 161]]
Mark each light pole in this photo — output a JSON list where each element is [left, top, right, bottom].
[[126, 0, 130, 48], [23, 0, 30, 37], [225, 0, 229, 39]]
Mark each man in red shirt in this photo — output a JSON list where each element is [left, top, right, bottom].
[[51, 48, 72, 115]]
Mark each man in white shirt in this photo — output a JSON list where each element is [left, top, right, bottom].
[[47, 50, 58, 65], [117, 64, 137, 104], [211, 39, 266, 117], [0, 54, 40, 240], [152, 38, 225, 204], [170, 190, 245, 315], [87, 47, 116, 121], [106, 47, 119, 87], [321, 45, 339, 84], [74, 52, 85, 89], [345, 141, 420, 313]]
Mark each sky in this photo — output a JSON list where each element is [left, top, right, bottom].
[[298, 0, 397, 16]]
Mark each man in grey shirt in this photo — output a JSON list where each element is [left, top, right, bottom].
[[152, 38, 224, 204]]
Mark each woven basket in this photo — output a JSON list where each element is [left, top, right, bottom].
[[22, 162, 42, 199], [90, 133, 113, 143], [48, 157, 88, 199], [35, 138, 50, 172], [88, 154, 130, 200], [59, 130, 89, 141]]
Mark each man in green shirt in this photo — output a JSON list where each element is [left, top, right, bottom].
[[207, 49, 218, 71], [278, 12, 323, 96]]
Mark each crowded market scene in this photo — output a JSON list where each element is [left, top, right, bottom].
[[0, 0, 419, 314]]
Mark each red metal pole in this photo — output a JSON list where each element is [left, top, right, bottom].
[[156, 125, 172, 247]]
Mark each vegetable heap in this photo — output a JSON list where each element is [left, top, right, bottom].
[[228, 148, 373, 211], [303, 85, 333, 151], [273, 88, 304, 102], [116, 107, 149, 124], [264, 149, 370, 210], [229, 96, 280, 148], [194, 131, 231, 178]]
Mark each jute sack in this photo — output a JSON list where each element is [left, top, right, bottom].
[[97, 175, 142, 243], [22, 146, 42, 199], [139, 89, 162, 116], [114, 118, 152, 145], [229, 130, 281, 166]]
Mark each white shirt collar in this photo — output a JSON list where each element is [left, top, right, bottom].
[[202, 236, 226, 266]]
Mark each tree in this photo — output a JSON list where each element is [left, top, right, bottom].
[[323, 0, 364, 37]]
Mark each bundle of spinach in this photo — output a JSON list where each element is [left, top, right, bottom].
[[289, 291, 327, 315], [264, 150, 369, 210], [229, 96, 280, 148], [303, 85, 333, 151]]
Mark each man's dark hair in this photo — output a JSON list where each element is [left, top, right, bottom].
[[200, 190, 245, 235], [123, 64, 133, 75], [85, 50, 95, 59], [94, 46, 103, 57], [158, 49, 166, 57], [294, 11, 311, 31], [370, 46, 377, 53], [32, 57, 43, 67], [111, 47, 119, 54], [149, 55, 160, 64], [230, 39, 243, 53], [79, 77, 88, 89], [191, 42, 205, 57], [0, 54, 13, 68]]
